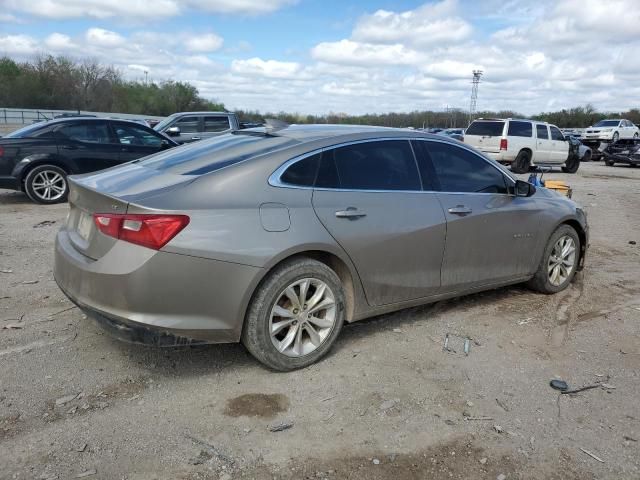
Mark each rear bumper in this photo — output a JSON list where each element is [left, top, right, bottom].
[[0, 176, 20, 191], [54, 227, 262, 345], [481, 151, 509, 162]]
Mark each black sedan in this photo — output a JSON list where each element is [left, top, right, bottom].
[[0, 118, 178, 204]]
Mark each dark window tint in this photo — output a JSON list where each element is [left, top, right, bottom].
[[56, 122, 111, 143], [316, 140, 420, 191], [114, 124, 163, 147], [425, 142, 508, 194], [204, 116, 230, 132], [550, 126, 564, 141], [174, 116, 199, 133], [536, 124, 549, 139], [410, 140, 437, 190], [507, 121, 532, 137], [280, 153, 320, 186], [465, 121, 504, 136]]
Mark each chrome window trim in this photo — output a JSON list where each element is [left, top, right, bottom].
[[268, 136, 517, 196]]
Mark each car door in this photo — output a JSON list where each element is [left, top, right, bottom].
[[167, 115, 202, 144], [534, 124, 552, 163], [311, 139, 446, 306], [417, 140, 542, 291], [54, 120, 122, 173], [549, 126, 569, 163], [111, 122, 171, 162], [201, 115, 233, 140]]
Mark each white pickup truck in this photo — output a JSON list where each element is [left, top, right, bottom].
[[464, 118, 579, 173]]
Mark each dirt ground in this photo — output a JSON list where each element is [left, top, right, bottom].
[[1, 162, 639, 480]]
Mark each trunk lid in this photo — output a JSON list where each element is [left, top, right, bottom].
[[66, 163, 195, 260], [464, 120, 505, 153]]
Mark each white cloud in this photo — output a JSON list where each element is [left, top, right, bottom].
[[312, 39, 422, 66], [231, 57, 302, 79], [185, 33, 223, 53], [0, 34, 39, 55], [85, 28, 126, 47], [2, 0, 179, 19], [44, 33, 76, 50], [0, 0, 294, 19], [352, 0, 472, 48]]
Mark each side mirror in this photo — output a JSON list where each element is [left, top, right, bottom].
[[166, 126, 180, 136], [515, 179, 535, 197]]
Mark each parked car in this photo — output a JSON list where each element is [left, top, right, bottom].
[[464, 118, 578, 173], [153, 111, 240, 144], [439, 128, 465, 141], [53, 125, 588, 371], [0, 118, 178, 204], [566, 135, 592, 162], [602, 138, 640, 167], [581, 119, 639, 143]]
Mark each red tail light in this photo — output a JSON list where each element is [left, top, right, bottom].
[[499, 139, 508, 150], [93, 214, 189, 250]]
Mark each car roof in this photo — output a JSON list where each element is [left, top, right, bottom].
[[34, 117, 153, 128], [167, 111, 232, 117], [247, 123, 457, 144]]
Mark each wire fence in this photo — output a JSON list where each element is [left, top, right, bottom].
[[0, 108, 165, 125]]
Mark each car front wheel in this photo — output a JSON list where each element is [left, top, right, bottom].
[[242, 258, 345, 371], [24, 165, 69, 204], [527, 225, 580, 294]]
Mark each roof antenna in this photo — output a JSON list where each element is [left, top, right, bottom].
[[264, 118, 289, 133]]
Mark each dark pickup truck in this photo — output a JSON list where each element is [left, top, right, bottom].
[[0, 117, 177, 204]]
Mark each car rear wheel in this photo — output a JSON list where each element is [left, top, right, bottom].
[[527, 225, 580, 294], [24, 165, 69, 204], [242, 258, 345, 371], [511, 150, 531, 174]]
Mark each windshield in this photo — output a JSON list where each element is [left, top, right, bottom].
[[137, 132, 298, 175], [594, 120, 620, 127], [4, 123, 47, 138], [152, 115, 178, 131], [465, 121, 504, 136]]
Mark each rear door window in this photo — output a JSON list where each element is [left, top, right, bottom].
[[465, 121, 504, 136], [316, 140, 420, 191], [507, 121, 532, 137], [536, 124, 549, 139], [204, 116, 231, 132], [56, 122, 112, 143], [420, 141, 508, 194], [280, 153, 320, 187]]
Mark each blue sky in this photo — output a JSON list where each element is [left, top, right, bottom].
[[1, 0, 638, 115]]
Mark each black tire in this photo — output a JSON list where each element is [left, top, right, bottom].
[[24, 164, 69, 204], [634, 133, 638, 139], [611, 132, 619, 143], [605, 158, 615, 166], [510, 150, 531, 174], [582, 151, 592, 163], [527, 225, 580, 294], [242, 258, 346, 371], [561, 154, 580, 173]]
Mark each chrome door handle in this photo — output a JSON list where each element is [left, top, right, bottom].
[[335, 207, 367, 219], [448, 206, 472, 215], [191, 136, 201, 140]]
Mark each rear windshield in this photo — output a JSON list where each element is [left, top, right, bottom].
[[594, 120, 620, 127], [4, 123, 47, 138], [465, 121, 504, 136], [136, 132, 298, 175]]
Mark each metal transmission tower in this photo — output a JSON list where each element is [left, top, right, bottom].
[[469, 70, 483, 124]]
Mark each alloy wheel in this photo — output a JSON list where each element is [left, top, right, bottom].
[[269, 278, 337, 357], [548, 235, 576, 286], [31, 170, 66, 202]]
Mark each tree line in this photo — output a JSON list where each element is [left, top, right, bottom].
[[0, 55, 224, 116], [1, 55, 638, 128]]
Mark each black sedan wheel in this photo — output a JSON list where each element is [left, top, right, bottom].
[[24, 165, 69, 204]]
